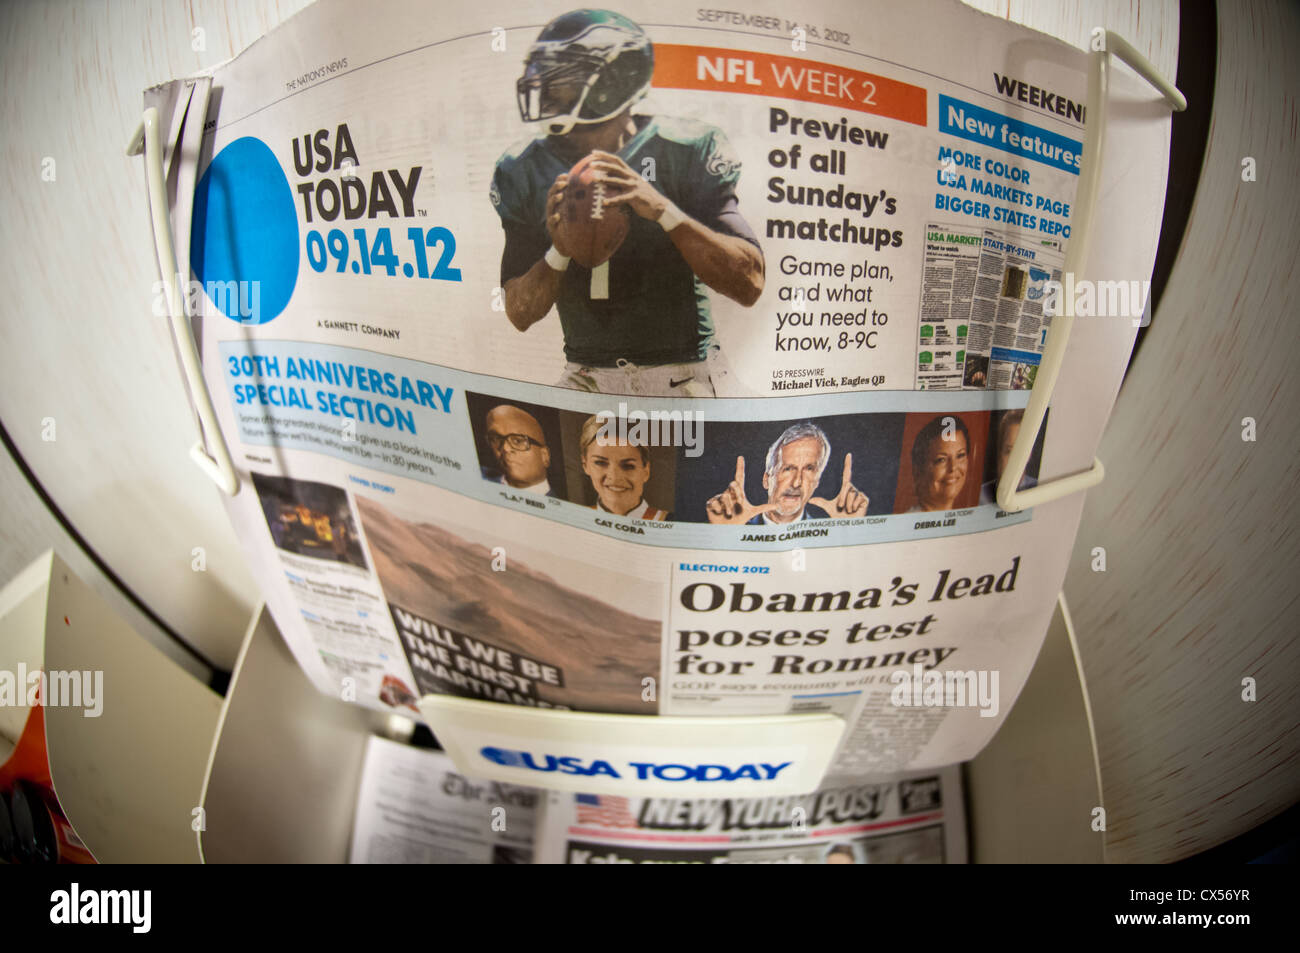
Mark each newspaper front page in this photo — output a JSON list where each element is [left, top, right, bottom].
[[534, 766, 965, 863], [160, 0, 1169, 778], [349, 736, 536, 863]]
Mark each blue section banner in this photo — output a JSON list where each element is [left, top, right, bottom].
[[990, 347, 1042, 365], [221, 339, 1036, 552], [938, 94, 1082, 175]]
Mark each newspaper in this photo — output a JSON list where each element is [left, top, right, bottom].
[[151, 0, 1170, 778], [349, 735, 536, 863], [534, 766, 965, 863]]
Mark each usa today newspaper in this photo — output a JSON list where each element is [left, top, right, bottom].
[[151, 0, 1168, 783]]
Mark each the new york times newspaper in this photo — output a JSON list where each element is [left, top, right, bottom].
[[534, 766, 965, 863], [349, 737, 536, 863], [163, 0, 1169, 773]]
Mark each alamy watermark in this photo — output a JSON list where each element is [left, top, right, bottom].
[[1042, 272, 1151, 327], [0, 664, 103, 718], [50, 883, 150, 932], [595, 401, 704, 457], [151, 274, 261, 323], [889, 664, 1000, 718]]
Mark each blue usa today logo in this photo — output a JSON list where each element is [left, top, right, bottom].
[[480, 747, 793, 782]]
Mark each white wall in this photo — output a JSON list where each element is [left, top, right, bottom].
[[0, 0, 313, 669], [1062, 0, 1300, 862]]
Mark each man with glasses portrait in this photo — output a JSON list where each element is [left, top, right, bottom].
[[481, 404, 559, 496]]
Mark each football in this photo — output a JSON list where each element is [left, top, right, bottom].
[[558, 153, 631, 269]]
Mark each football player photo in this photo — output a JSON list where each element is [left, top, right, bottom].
[[490, 9, 765, 397]]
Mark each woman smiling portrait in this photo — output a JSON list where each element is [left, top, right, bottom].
[[578, 414, 670, 521], [895, 413, 988, 514]]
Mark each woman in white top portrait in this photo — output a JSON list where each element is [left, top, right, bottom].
[[579, 414, 669, 521]]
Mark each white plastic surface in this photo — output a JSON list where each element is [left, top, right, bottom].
[[419, 694, 846, 798]]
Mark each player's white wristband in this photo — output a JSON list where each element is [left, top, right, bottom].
[[657, 201, 686, 233], [544, 245, 571, 271]]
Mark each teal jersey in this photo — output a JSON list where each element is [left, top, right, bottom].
[[491, 115, 757, 367]]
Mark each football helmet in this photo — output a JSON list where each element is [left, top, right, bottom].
[[517, 9, 654, 135]]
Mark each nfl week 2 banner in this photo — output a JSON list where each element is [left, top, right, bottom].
[[147, 0, 1171, 776]]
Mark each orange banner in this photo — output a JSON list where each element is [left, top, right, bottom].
[[653, 44, 927, 127]]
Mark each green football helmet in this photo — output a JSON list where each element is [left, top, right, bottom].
[[517, 9, 654, 135]]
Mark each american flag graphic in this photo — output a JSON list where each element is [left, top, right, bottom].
[[575, 794, 640, 828]]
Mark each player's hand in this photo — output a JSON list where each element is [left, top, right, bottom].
[[546, 173, 574, 257], [587, 150, 671, 222], [810, 453, 868, 519], [705, 457, 779, 525]]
